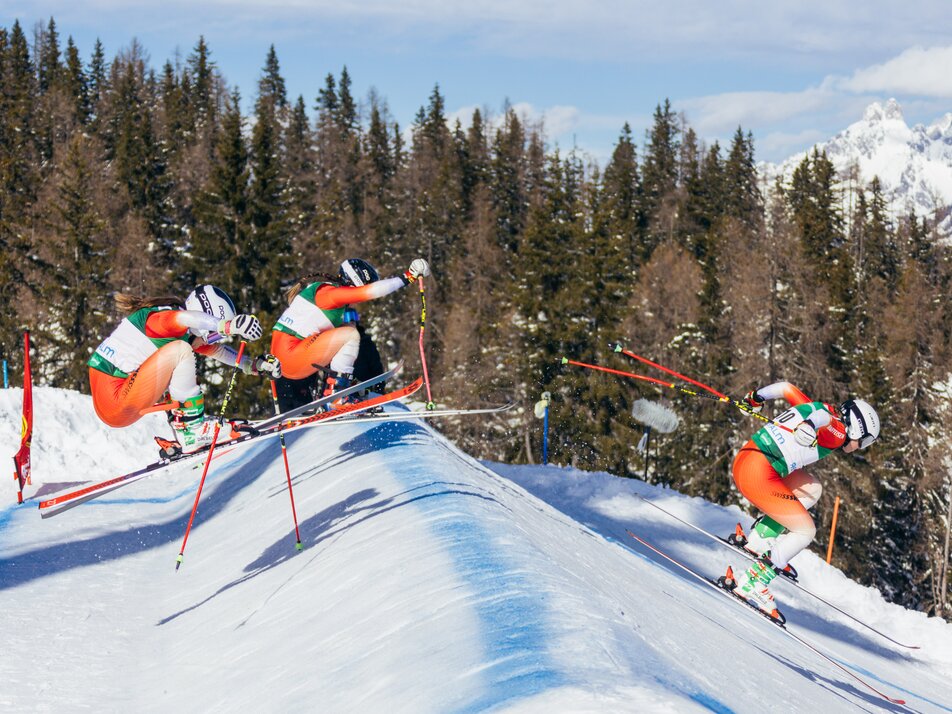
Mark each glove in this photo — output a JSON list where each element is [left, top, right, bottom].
[[249, 353, 282, 379], [743, 390, 765, 414], [219, 314, 263, 341], [794, 420, 818, 448], [405, 258, 430, 282]]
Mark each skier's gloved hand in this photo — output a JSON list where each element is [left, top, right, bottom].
[[249, 354, 282, 379], [794, 420, 818, 448], [405, 258, 430, 282], [219, 314, 263, 341], [743, 390, 765, 414]]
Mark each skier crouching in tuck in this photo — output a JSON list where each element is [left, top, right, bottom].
[[722, 382, 880, 619], [88, 286, 282, 454], [270, 257, 430, 410]]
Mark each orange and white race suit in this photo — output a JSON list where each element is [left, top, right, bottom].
[[270, 277, 408, 379], [732, 382, 847, 568], [88, 306, 246, 427]]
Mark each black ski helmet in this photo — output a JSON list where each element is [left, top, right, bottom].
[[839, 398, 880, 449], [339, 258, 379, 287], [185, 285, 236, 321]]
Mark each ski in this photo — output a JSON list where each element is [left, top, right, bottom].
[[37, 378, 423, 519], [631, 492, 920, 650], [253, 361, 403, 430], [279, 378, 424, 429], [286, 401, 515, 429], [625, 529, 907, 706]]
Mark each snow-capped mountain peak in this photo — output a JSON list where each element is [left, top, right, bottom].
[[927, 112, 952, 139], [764, 99, 952, 233], [864, 98, 905, 124]]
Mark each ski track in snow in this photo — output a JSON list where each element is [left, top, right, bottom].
[[1, 388, 952, 712]]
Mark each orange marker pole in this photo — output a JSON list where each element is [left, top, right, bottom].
[[826, 496, 841, 564]]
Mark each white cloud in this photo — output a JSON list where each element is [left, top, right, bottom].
[[679, 43, 952, 160], [757, 129, 828, 161], [680, 87, 838, 135], [16, 1, 952, 64], [838, 46, 952, 98]]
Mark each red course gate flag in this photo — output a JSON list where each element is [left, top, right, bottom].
[[12, 331, 32, 504]]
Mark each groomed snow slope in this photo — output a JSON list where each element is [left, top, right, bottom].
[[1, 388, 951, 713]]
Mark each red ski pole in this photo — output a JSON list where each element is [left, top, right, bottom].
[[418, 276, 435, 410], [610, 342, 729, 399], [561, 358, 684, 390], [270, 379, 303, 551], [563, 357, 795, 433], [176, 340, 247, 570]]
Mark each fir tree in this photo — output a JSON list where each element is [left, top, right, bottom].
[[600, 123, 642, 271], [244, 49, 291, 318], [336, 66, 357, 135], [0, 21, 39, 361], [315, 72, 338, 122], [107, 50, 173, 268], [36, 17, 62, 93], [190, 89, 250, 287], [39, 133, 113, 390], [722, 128, 761, 228], [489, 107, 527, 255], [88, 39, 107, 115], [640, 99, 680, 260], [284, 94, 316, 237], [186, 36, 216, 134], [861, 176, 902, 294], [259, 45, 287, 109], [64, 37, 90, 125]]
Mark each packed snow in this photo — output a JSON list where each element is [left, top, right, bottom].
[[2, 387, 952, 712]]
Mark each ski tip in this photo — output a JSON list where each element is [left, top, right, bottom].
[[175, 553, 184, 570], [295, 541, 303, 551], [560, 356, 568, 365]]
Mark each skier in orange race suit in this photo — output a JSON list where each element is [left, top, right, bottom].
[[724, 382, 880, 619], [270, 258, 430, 408], [88, 285, 281, 454]]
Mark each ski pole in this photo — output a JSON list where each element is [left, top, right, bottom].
[[610, 342, 729, 399], [417, 276, 435, 410], [270, 379, 303, 551], [608, 344, 797, 433], [176, 340, 247, 570], [561, 357, 794, 434]]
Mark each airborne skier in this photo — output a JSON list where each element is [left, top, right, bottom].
[[724, 382, 880, 619], [87, 286, 282, 454], [270, 258, 430, 409]]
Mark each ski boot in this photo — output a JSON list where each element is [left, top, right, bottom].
[[169, 394, 218, 455], [718, 561, 786, 623], [321, 370, 359, 411], [727, 518, 798, 581]]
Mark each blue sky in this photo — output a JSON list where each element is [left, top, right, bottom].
[[4, 1, 952, 164]]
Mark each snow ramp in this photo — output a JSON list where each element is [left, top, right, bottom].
[[1, 389, 950, 712]]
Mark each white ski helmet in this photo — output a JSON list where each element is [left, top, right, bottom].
[[840, 398, 880, 449], [339, 258, 379, 287], [185, 285, 236, 323]]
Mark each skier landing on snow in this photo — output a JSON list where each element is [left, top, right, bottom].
[[721, 382, 880, 620]]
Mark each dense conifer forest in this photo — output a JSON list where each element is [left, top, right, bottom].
[[2, 18, 951, 616]]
